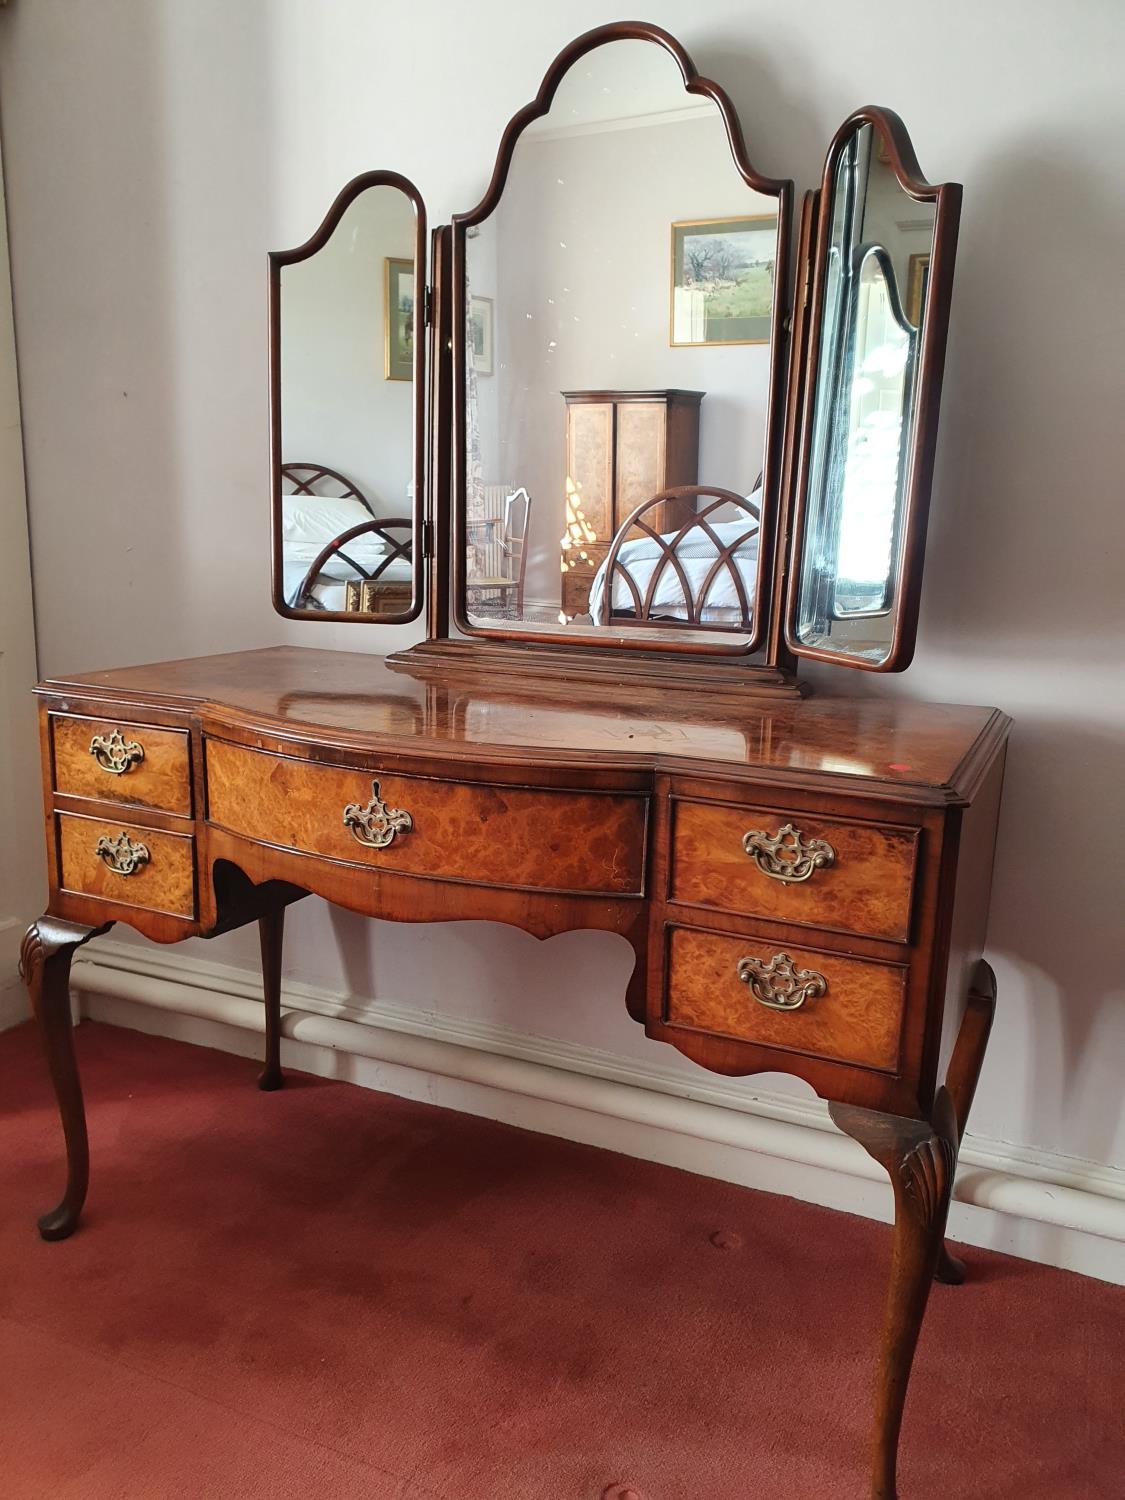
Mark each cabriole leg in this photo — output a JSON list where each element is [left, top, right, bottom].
[[257, 906, 285, 1091], [935, 960, 997, 1284], [828, 960, 996, 1498], [19, 917, 111, 1241], [830, 1091, 960, 1500]]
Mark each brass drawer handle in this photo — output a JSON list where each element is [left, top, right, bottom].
[[737, 951, 827, 1011], [89, 728, 145, 776], [94, 830, 151, 876], [342, 779, 413, 849], [742, 822, 835, 884]]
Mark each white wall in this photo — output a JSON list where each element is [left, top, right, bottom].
[[0, 129, 41, 1030], [1, 2, 1123, 1197]]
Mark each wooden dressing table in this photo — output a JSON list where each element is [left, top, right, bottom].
[[22, 22, 1010, 1499], [24, 646, 1007, 1499]]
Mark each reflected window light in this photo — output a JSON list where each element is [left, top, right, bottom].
[[861, 339, 908, 378], [561, 478, 598, 577], [833, 263, 912, 606]]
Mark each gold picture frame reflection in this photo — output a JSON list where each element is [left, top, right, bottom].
[[906, 253, 930, 328], [385, 256, 414, 381], [471, 295, 494, 376], [670, 214, 778, 347]]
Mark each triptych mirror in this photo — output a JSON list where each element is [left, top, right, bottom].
[[270, 22, 960, 679]]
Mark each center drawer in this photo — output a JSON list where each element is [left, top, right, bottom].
[[204, 739, 648, 896]]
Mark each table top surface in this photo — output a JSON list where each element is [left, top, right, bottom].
[[42, 646, 1009, 803]]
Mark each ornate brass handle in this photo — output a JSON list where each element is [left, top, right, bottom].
[[89, 728, 145, 776], [94, 831, 151, 876], [342, 779, 413, 849], [737, 951, 827, 1012], [742, 822, 835, 884]]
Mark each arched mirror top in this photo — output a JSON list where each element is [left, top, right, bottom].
[[455, 21, 793, 229], [452, 22, 793, 656], [821, 105, 955, 206], [271, 169, 428, 269]]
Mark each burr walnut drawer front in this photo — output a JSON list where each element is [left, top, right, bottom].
[[204, 739, 648, 896], [51, 714, 192, 817], [56, 813, 196, 919], [663, 925, 908, 1073], [670, 799, 919, 943]]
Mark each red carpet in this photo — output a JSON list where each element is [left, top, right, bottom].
[[1, 1020, 1121, 1499]]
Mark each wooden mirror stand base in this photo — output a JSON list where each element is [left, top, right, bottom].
[[388, 638, 810, 703], [21, 645, 1010, 1500]]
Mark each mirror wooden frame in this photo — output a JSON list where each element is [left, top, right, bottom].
[[783, 106, 962, 672], [269, 170, 429, 625], [448, 21, 794, 657]]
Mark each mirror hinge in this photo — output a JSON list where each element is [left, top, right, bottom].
[[424, 286, 433, 326], [422, 520, 433, 557]]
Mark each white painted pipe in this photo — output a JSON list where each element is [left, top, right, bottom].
[[70, 956, 1125, 1248], [74, 959, 871, 1174]]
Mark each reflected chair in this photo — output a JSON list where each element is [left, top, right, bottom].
[[466, 488, 532, 619]]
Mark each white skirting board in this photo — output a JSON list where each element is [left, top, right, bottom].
[[0, 917, 31, 1032], [65, 936, 1125, 1286]]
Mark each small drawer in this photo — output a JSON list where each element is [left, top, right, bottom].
[[57, 813, 196, 919], [664, 925, 907, 1072], [52, 714, 192, 816], [670, 799, 918, 943], [205, 739, 648, 897]]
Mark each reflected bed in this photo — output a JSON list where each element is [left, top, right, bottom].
[[280, 463, 413, 613], [589, 487, 761, 630]]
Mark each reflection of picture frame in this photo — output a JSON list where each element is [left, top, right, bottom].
[[670, 215, 778, 346], [470, 295, 494, 375], [385, 257, 414, 381], [345, 579, 413, 613], [906, 253, 930, 327]]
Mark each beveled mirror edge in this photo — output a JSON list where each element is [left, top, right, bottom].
[[766, 188, 819, 674], [269, 170, 429, 626], [783, 105, 963, 673], [426, 223, 455, 643], [447, 19, 795, 660]]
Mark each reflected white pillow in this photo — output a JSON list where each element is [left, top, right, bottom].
[[285, 538, 397, 573], [281, 493, 389, 551]]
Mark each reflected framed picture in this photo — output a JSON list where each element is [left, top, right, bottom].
[[670, 215, 778, 346], [471, 295, 494, 376], [384, 257, 414, 381], [906, 253, 930, 327]]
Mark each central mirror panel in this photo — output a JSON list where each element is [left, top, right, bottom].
[[457, 35, 789, 652], [271, 174, 426, 623]]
